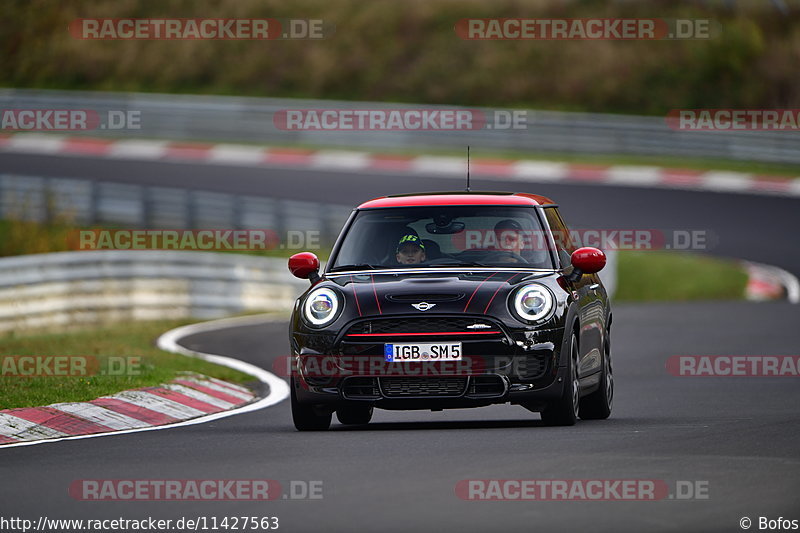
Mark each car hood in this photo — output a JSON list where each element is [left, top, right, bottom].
[[323, 269, 553, 316]]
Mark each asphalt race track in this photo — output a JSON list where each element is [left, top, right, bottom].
[[1, 153, 799, 532]]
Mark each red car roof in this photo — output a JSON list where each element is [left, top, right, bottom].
[[358, 192, 556, 209]]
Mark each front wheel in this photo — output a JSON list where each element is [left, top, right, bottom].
[[291, 378, 332, 431], [541, 332, 579, 426], [579, 332, 613, 420]]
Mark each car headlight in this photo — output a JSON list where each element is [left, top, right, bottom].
[[510, 284, 554, 323], [302, 287, 341, 327]]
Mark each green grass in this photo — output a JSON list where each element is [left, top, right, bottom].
[[615, 251, 749, 302], [0, 219, 78, 257], [0, 320, 254, 410]]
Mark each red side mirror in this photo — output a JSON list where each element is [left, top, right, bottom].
[[571, 247, 606, 274], [288, 252, 320, 280]]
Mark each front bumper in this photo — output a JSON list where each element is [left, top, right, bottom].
[[292, 367, 570, 411], [291, 314, 567, 410]]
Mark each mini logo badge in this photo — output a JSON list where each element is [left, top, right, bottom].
[[412, 302, 436, 311]]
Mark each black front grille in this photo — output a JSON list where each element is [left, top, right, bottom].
[[346, 317, 500, 336], [379, 377, 468, 397]]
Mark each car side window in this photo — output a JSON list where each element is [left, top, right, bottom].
[[543, 207, 575, 269]]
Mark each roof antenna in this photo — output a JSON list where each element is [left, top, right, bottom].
[[466, 146, 471, 192]]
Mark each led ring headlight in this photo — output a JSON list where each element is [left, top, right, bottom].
[[303, 287, 341, 327], [511, 284, 554, 323]]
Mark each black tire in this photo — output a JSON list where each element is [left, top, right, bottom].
[[291, 378, 332, 431], [579, 332, 613, 420], [336, 404, 374, 425], [541, 332, 579, 426]]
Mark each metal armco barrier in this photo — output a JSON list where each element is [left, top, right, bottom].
[[0, 250, 309, 333], [0, 173, 353, 249], [1, 89, 798, 164]]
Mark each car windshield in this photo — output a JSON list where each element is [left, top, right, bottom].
[[330, 205, 557, 270]]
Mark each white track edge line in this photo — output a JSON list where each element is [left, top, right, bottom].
[[0, 313, 291, 449]]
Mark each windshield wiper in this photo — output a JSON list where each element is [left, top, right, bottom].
[[330, 263, 383, 271]]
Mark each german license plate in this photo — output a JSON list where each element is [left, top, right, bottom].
[[384, 342, 462, 362]]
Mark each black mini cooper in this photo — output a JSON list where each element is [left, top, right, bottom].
[[287, 192, 612, 430]]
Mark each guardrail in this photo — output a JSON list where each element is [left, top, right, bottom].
[[2, 88, 799, 164], [0, 173, 354, 249], [0, 169, 353, 333], [0, 250, 309, 333]]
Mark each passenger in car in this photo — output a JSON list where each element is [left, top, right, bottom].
[[493, 219, 528, 263]]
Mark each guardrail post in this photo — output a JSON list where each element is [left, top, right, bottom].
[[187, 190, 197, 229], [0, 175, 5, 220], [275, 199, 287, 248], [42, 177, 52, 224], [141, 186, 152, 228], [233, 195, 244, 230], [88, 180, 99, 225], [321, 204, 338, 249]]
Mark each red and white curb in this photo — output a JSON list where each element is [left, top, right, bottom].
[[743, 261, 800, 303], [0, 314, 290, 449], [0, 373, 253, 445], [2, 133, 800, 197]]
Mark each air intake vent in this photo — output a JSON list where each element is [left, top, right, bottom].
[[341, 377, 380, 399], [386, 293, 464, 302]]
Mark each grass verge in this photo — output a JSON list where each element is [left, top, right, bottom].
[[0, 319, 255, 410], [615, 251, 748, 302]]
